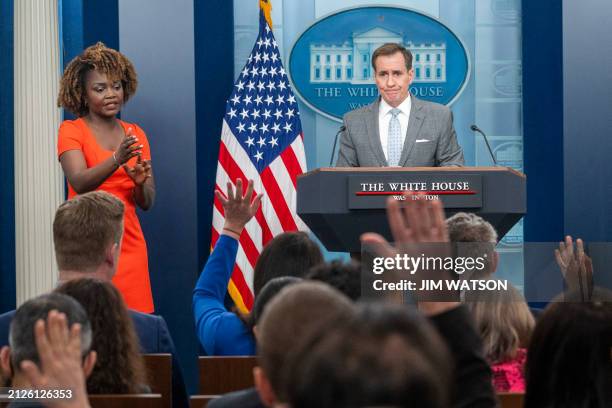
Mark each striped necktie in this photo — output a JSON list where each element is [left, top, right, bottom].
[[387, 108, 402, 166]]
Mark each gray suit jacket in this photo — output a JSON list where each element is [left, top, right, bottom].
[[336, 96, 464, 167]]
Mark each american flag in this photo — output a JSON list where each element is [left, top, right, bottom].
[[212, 6, 308, 312]]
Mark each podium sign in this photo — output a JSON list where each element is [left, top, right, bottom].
[[297, 167, 525, 252], [348, 174, 483, 209]]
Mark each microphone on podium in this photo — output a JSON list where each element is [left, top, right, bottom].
[[470, 124, 498, 166], [329, 125, 347, 166]]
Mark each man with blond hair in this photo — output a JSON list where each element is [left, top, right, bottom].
[[0, 191, 188, 407]]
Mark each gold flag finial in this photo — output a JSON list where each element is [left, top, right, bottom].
[[259, 0, 273, 29]]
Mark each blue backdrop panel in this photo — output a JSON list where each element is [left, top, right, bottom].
[[118, 0, 200, 394], [194, 0, 235, 273], [523, 0, 564, 243], [0, 0, 15, 313], [522, 0, 564, 305], [563, 0, 612, 241]]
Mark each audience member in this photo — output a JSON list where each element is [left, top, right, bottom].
[[466, 284, 535, 392], [286, 302, 452, 408], [306, 260, 361, 300], [361, 194, 497, 407], [446, 212, 498, 279], [0, 191, 187, 407], [193, 179, 323, 355], [19, 310, 92, 408], [208, 281, 354, 408], [525, 288, 612, 408], [0, 293, 95, 407], [206, 277, 302, 408], [55, 278, 148, 394], [246, 276, 302, 330]]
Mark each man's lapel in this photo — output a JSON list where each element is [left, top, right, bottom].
[[365, 98, 388, 166], [399, 95, 425, 167]]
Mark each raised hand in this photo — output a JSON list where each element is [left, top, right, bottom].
[[20, 310, 91, 408], [215, 178, 263, 239], [113, 126, 141, 166], [554, 235, 593, 299], [360, 192, 458, 315], [361, 192, 450, 258]]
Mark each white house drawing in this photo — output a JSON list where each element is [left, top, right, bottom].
[[309, 27, 446, 84]]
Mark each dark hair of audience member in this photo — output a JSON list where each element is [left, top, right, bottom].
[[9, 293, 92, 369], [257, 281, 354, 402], [252, 232, 323, 297], [525, 288, 612, 408], [306, 260, 361, 300], [246, 276, 302, 330], [465, 284, 534, 363], [55, 278, 148, 394], [285, 302, 452, 408]]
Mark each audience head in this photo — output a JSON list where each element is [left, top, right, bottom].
[[306, 260, 361, 300], [55, 278, 147, 394], [54, 191, 124, 280], [252, 232, 323, 297], [58, 42, 137, 117], [1, 293, 95, 386], [255, 281, 354, 405], [286, 302, 452, 408], [525, 288, 612, 408], [465, 284, 534, 363], [446, 212, 498, 278], [249, 276, 302, 330]]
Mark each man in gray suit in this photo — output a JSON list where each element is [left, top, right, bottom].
[[336, 43, 464, 167]]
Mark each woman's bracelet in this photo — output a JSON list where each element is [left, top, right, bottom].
[[112, 152, 120, 167], [222, 226, 242, 237]]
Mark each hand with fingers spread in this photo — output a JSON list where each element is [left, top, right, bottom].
[[20, 310, 91, 408], [554, 235, 593, 299], [123, 153, 153, 186], [215, 178, 263, 239], [113, 127, 142, 166], [361, 192, 459, 315]]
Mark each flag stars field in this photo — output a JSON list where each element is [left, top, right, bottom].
[[213, 7, 308, 311]]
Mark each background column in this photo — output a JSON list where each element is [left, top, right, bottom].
[[14, 0, 64, 304]]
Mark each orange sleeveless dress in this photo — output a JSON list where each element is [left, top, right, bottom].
[[57, 118, 154, 313]]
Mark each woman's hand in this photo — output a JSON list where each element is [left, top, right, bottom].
[[124, 154, 152, 186], [113, 127, 142, 166], [216, 178, 263, 239]]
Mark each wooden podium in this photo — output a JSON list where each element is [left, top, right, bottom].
[[296, 167, 526, 252]]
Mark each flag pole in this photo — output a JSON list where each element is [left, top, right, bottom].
[[259, 0, 273, 29]]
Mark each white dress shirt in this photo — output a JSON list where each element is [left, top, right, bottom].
[[379, 96, 411, 161]]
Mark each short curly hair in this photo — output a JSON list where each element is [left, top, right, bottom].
[[57, 42, 138, 117]]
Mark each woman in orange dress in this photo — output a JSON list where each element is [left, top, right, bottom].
[[56, 42, 155, 313]]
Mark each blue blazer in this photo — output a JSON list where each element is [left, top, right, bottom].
[[0, 309, 189, 408]]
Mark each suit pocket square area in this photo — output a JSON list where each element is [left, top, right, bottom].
[[415, 139, 430, 143]]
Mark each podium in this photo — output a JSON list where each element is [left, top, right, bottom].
[[297, 167, 526, 252]]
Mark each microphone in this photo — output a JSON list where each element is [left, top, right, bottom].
[[329, 125, 346, 166], [470, 124, 498, 166]]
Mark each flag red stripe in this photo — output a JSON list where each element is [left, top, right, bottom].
[[231, 264, 254, 309], [260, 167, 299, 231], [219, 142, 249, 185], [211, 226, 220, 249], [280, 145, 302, 189], [256, 208, 274, 245]]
